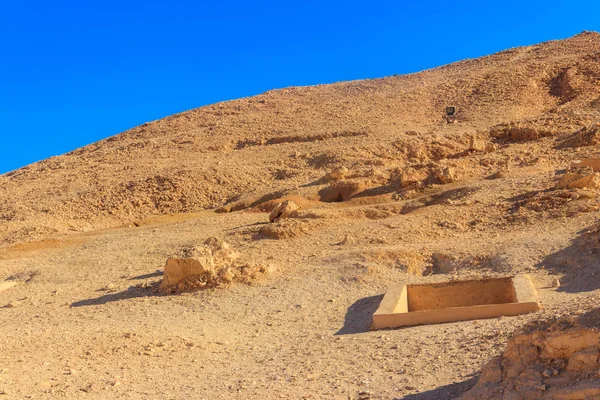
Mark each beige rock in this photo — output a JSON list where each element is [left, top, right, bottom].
[[566, 347, 600, 372], [325, 166, 349, 181], [463, 328, 600, 400], [485, 143, 497, 153], [160, 254, 215, 290], [181, 245, 213, 259], [269, 200, 299, 222], [433, 167, 456, 184], [555, 168, 600, 189], [469, 136, 486, 151], [340, 234, 357, 245], [571, 158, 600, 171], [217, 266, 238, 283], [394, 167, 429, 188]]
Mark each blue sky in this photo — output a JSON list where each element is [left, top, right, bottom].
[[0, 0, 598, 174]]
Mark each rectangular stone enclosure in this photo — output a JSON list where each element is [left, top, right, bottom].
[[371, 274, 540, 330]]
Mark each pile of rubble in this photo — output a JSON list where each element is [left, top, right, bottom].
[[160, 237, 274, 293]]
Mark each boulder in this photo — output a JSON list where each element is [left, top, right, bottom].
[[160, 252, 215, 290], [325, 166, 349, 181], [555, 167, 600, 189], [269, 200, 299, 222], [469, 136, 486, 152], [390, 167, 429, 188], [433, 167, 456, 184]]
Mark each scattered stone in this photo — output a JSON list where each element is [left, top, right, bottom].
[[485, 143, 497, 153], [340, 234, 357, 245], [487, 170, 507, 180], [551, 278, 560, 288], [260, 219, 313, 239], [561, 125, 600, 148], [103, 283, 116, 292], [566, 347, 599, 372], [358, 391, 371, 400], [542, 369, 553, 378], [204, 237, 240, 263], [203, 237, 231, 252], [80, 383, 93, 393]]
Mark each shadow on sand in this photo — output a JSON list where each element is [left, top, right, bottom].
[[335, 294, 383, 335], [537, 224, 600, 293], [128, 271, 163, 280], [71, 284, 163, 307], [399, 377, 478, 400]]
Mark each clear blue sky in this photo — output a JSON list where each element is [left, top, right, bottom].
[[0, 0, 598, 174]]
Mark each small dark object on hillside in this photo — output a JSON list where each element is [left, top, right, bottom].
[[446, 106, 457, 123]]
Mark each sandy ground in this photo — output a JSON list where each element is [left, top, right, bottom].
[[1, 185, 600, 399]]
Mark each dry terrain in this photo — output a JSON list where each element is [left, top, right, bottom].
[[1, 31, 600, 399]]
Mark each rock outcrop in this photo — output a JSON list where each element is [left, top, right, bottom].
[[462, 327, 600, 400]]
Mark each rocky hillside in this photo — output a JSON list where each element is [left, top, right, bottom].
[[1, 31, 600, 246]]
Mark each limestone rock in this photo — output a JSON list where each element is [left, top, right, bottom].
[[391, 167, 429, 188], [269, 200, 299, 222], [462, 327, 600, 400], [566, 347, 600, 372], [555, 167, 600, 189], [433, 167, 456, 184], [325, 166, 349, 181], [160, 237, 270, 292], [469, 136, 486, 151], [160, 254, 215, 291]]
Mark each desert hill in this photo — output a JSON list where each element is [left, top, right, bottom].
[[1, 32, 600, 399], [1, 31, 599, 244]]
